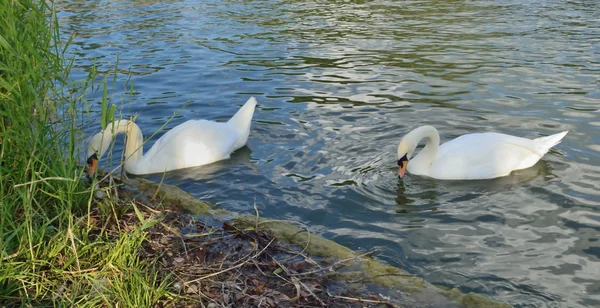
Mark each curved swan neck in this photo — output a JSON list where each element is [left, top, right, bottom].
[[100, 119, 144, 171], [409, 126, 440, 165]]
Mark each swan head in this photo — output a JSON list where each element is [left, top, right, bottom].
[[86, 132, 105, 178], [396, 137, 416, 179]]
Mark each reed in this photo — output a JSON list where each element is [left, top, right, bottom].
[[0, 0, 170, 306]]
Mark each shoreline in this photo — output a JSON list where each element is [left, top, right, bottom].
[[123, 175, 511, 308]]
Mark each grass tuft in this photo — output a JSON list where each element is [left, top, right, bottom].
[[0, 0, 172, 306]]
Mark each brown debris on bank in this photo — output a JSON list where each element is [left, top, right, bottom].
[[94, 175, 399, 307], [142, 212, 396, 307]]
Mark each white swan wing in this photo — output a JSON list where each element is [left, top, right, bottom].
[[428, 133, 546, 180], [135, 120, 239, 174]]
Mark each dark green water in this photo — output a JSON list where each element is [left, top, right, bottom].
[[58, 1, 599, 307]]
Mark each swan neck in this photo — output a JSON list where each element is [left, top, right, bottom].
[[412, 126, 440, 164], [125, 121, 144, 162], [101, 120, 144, 171]]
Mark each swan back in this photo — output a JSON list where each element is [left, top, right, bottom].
[[426, 133, 534, 179], [130, 120, 239, 174], [424, 131, 568, 180]]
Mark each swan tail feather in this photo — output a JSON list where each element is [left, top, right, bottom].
[[227, 96, 257, 149], [534, 131, 568, 154], [228, 97, 257, 129]]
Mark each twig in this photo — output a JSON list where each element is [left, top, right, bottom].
[[182, 232, 214, 239], [296, 277, 325, 307], [67, 227, 81, 271], [184, 238, 274, 284], [195, 284, 219, 308], [133, 200, 162, 214], [251, 259, 267, 276], [198, 289, 206, 308], [62, 267, 99, 275], [109, 173, 118, 200], [1, 252, 19, 261], [120, 120, 129, 179], [327, 288, 398, 307], [181, 237, 189, 259], [288, 277, 301, 302], [160, 222, 181, 236], [271, 258, 326, 307], [218, 250, 232, 270], [255, 219, 316, 268], [253, 197, 259, 228], [152, 166, 168, 202], [109, 196, 121, 232], [13, 177, 74, 188], [293, 249, 379, 277], [349, 272, 414, 284]]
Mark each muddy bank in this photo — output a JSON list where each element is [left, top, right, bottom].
[[123, 176, 511, 308]]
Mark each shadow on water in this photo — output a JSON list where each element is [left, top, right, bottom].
[[435, 160, 552, 194], [393, 160, 551, 215], [396, 159, 549, 197], [134, 146, 255, 182]]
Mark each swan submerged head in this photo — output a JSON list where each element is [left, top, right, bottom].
[[397, 153, 409, 179], [85, 120, 136, 178], [396, 138, 415, 179], [396, 125, 438, 179], [86, 132, 105, 178]]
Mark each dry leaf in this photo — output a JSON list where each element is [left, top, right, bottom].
[[173, 257, 185, 264], [287, 277, 301, 302], [304, 257, 318, 265], [291, 261, 306, 271], [185, 284, 198, 294], [223, 222, 234, 231]]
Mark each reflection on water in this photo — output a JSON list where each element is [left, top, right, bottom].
[[151, 146, 255, 181], [59, 0, 600, 307]]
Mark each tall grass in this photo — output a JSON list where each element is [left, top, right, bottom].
[[0, 0, 170, 306]]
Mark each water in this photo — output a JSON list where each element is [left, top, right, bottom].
[[57, 0, 600, 307]]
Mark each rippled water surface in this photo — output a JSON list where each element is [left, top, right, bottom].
[[57, 0, 600, 307]]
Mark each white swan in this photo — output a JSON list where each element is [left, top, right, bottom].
[[396, 126, 568, 180], [86, 96, 257, 176]]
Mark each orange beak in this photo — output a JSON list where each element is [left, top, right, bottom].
[[86, 153, 99, 178], [398, 160, 408, 179]]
